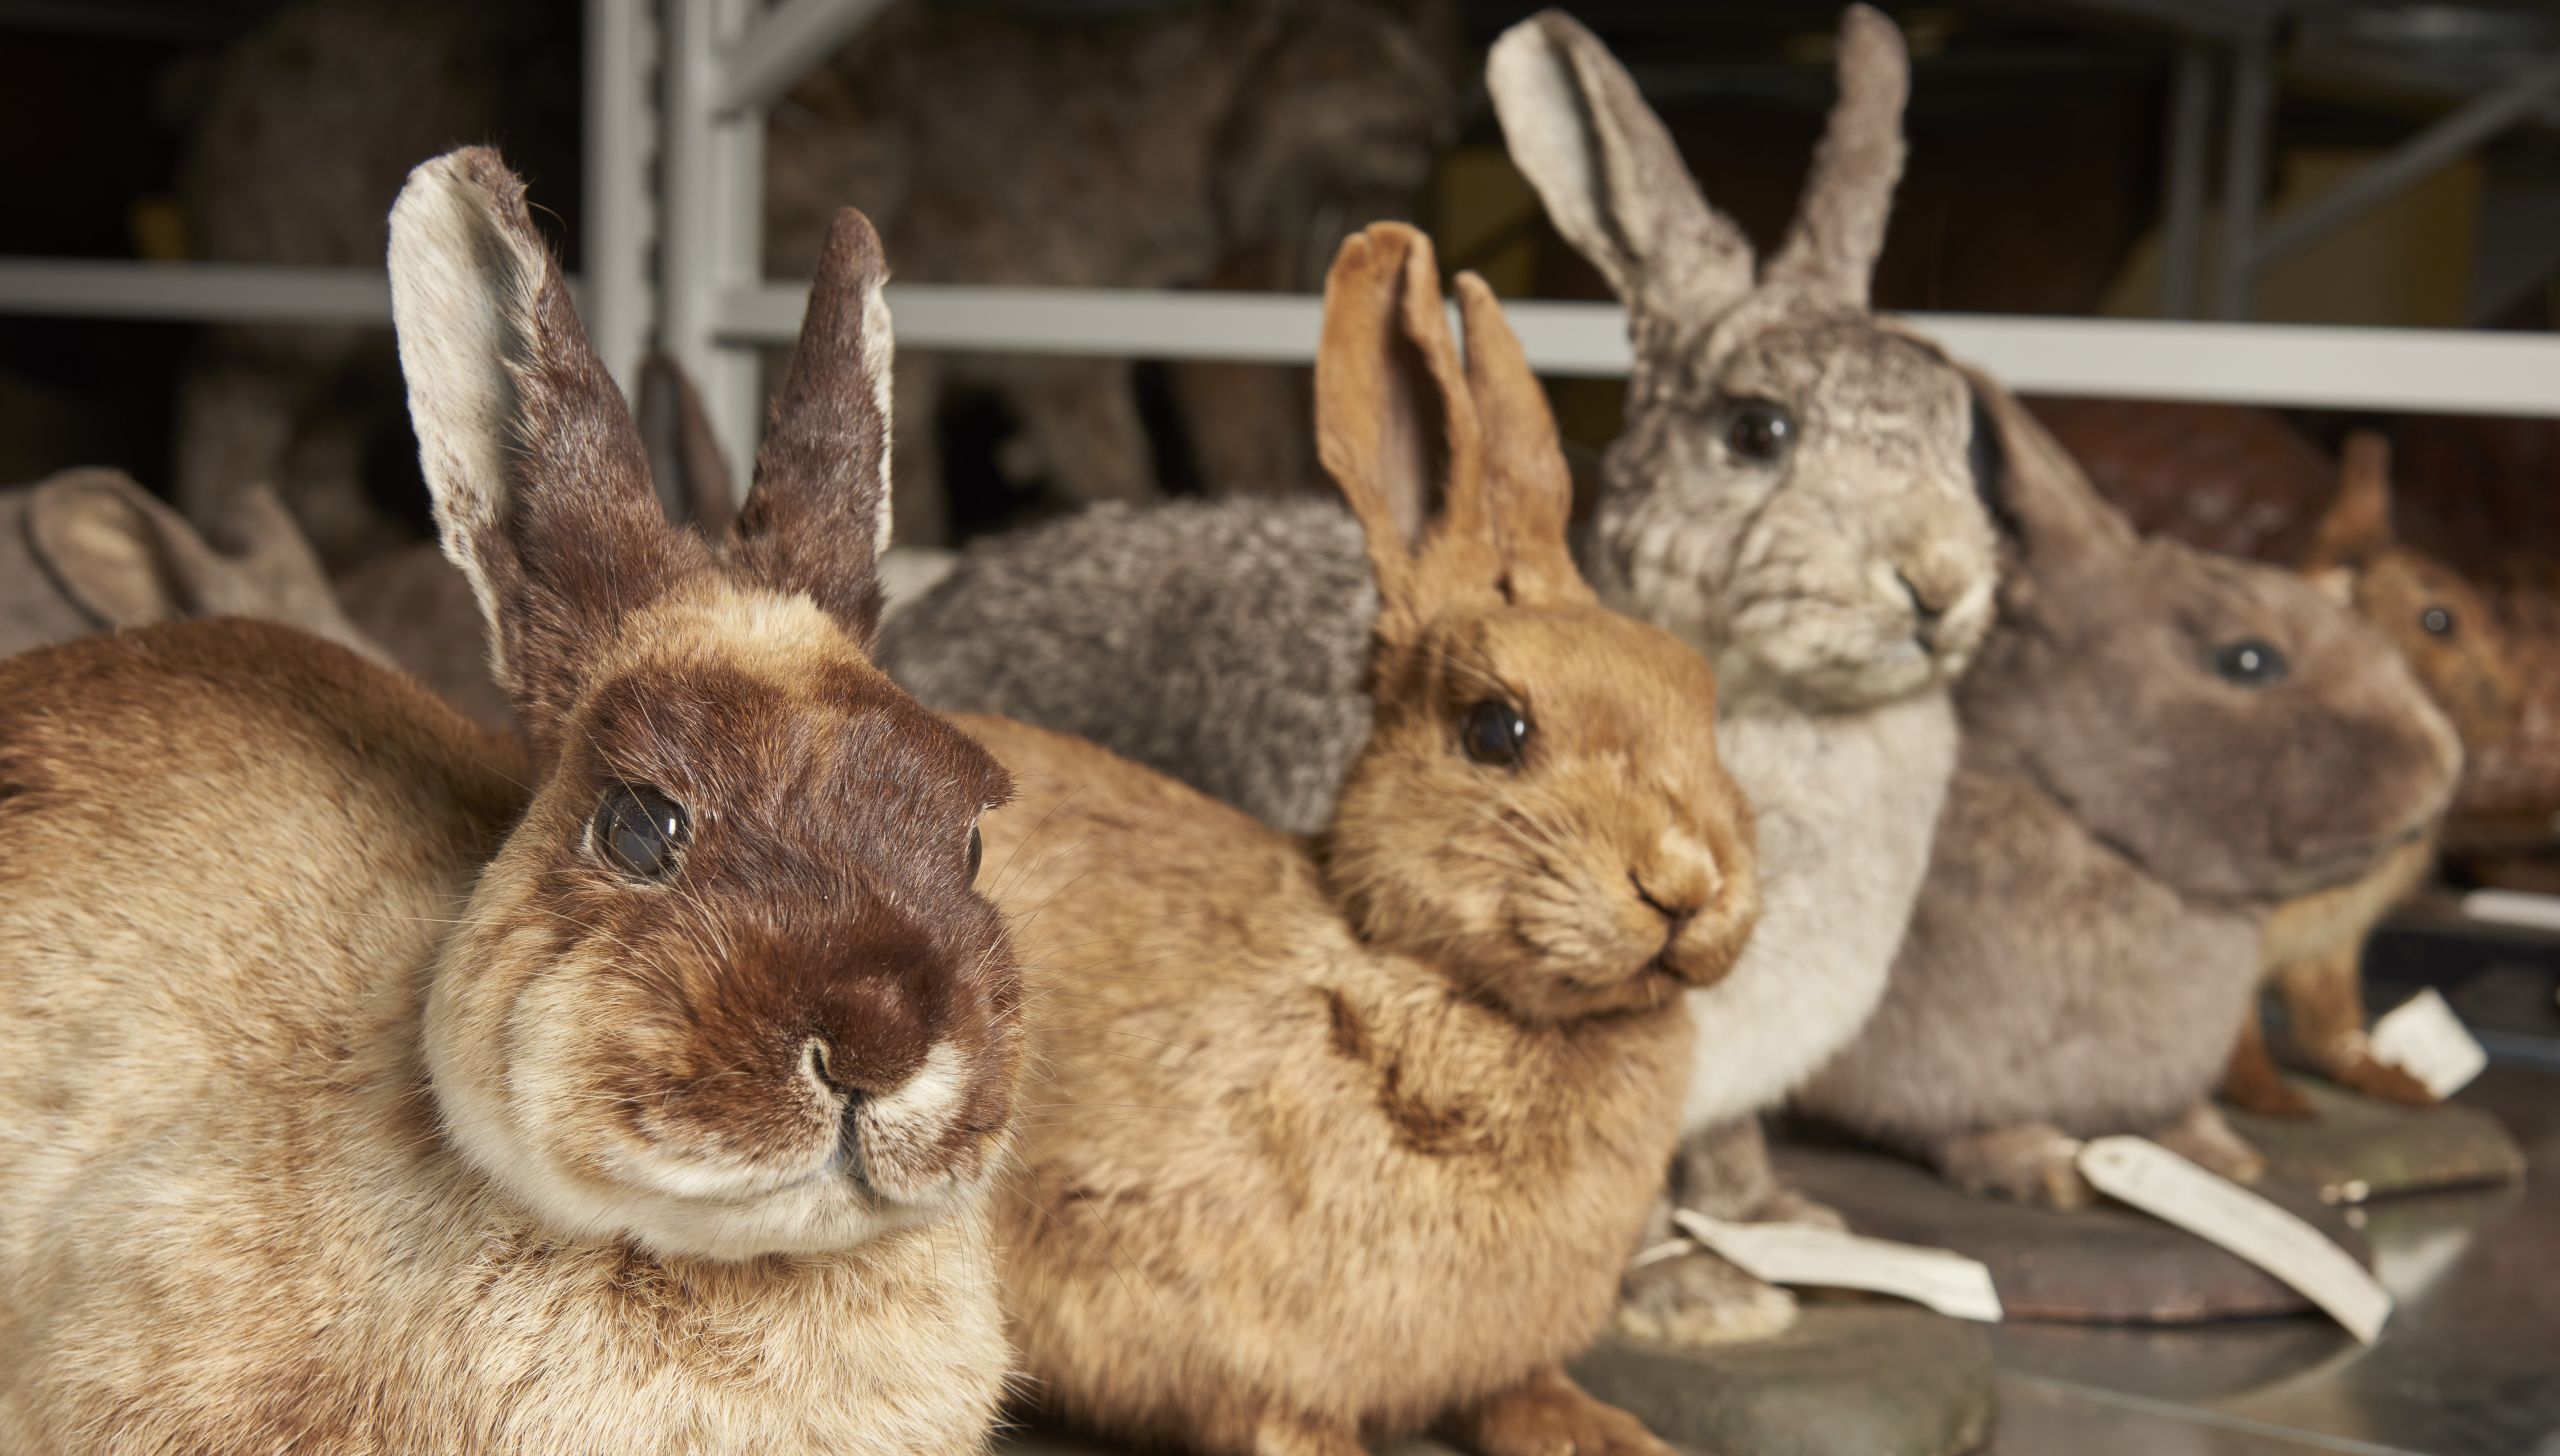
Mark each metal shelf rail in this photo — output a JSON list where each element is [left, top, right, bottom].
[[1, 0, 2558, 492]]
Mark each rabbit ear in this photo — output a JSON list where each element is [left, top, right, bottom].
[[728, 207, 898, 646], [636, 350, 740, 539], [1314, 223, 1487, 638], [389, 146, 700, 756], [1969, 374, 2135, 582], [2305, 432, 2396, 571], [1453, 272, 1589, 607], [1764, 5, 1909, 306], [25, 469, 231, 628], [1487, 11, 1753, 333]]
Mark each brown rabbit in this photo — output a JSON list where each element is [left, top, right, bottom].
[[957, 224, 1758, 1456], [0, 150, 1020, 1452], [2224, 433, 2521, 1114]]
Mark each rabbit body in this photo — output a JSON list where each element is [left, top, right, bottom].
[[970, 713, 1694, 1454], [0, 150, 1023, 1450], [966, 225, 1759, 1456], [1797, 388, 2465, 1204], [0, 625, 1002, 1455]]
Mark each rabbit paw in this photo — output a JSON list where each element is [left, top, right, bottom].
[[1614, 1247, 1799, 1348], [2153, 1103, 2268, 1185], [1932, 1124, 2096, 1210], [1448, 1368, 1675, 1456], [1754, 1185, 1849, 1231], [2327, 1050, 2440, 1109]]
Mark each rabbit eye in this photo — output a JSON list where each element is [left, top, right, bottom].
[[1461, 700, 1531, 767], [2209, 639, 2289, 687], [966, 821, 984, 881], [2421, 606, 2455, 637], [593, 783, 688, 881], [1716, 398, 1794, 466]]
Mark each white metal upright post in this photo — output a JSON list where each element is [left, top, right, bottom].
[[663, 0, 769, 499], [585, 0, 658, 398]]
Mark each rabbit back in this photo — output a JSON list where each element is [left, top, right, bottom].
[[964, 712, 1691, 1449], [880, 496, 1375, 835]]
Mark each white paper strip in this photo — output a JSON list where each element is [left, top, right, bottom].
[[1670, 1211, 2003, 1324], [2077, 1137, 2391, 1343], [2368, 988, 2489, 1099], [2459, 888, 2560, 934]]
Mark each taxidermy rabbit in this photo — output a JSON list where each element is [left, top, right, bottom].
[[1, 466, 379, 662], [1794, 383, 2464, 1208], [882, 4, 1999, 1345], [2223, 432, 2520, 1115], [767, 0, 1461, 540], [962, 222, 1758, 1456], [0, 149, 1022, 1452]]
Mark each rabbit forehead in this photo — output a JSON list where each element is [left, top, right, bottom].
[[1422, 602, 1720, 745]]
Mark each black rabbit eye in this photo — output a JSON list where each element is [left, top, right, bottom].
[[1716, 398, 1795, 466], [2421, 606, 2455, 637], [966, 821, 984, 880], [1462, 699, 1531, 767], [2210, 639, 2289, 687], [593, 783, 688, 880]]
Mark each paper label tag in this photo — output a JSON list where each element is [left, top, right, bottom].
[[1671, 1210, 2003, 1324], [2077, 1137, 2390, 1343], [2460, 888, 2560, 934], [2368, 988, 2489, 1099]]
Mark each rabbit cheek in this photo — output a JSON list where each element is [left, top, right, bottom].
[[843, 1042, 993, 1203]]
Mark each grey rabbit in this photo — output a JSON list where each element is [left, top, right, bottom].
[[880, 4, 2000, 1344], [1794, 380, 2464, 1206]]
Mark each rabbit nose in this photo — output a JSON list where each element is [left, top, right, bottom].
[[1630, 871, 1697, 939], [1897, 570, 1947, 642]]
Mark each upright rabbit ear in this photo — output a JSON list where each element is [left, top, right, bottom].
[[2305, 432, 2396, 572], [389, 146, 700, 757], [1314, 223, 1485, 642], [1453, 272, 1589, 607], [1487, 10, 1753, 335], [636, 349, 740, 539], [1967, 372, 2135, 588], [1764, 5, 1910, 306], [728, 207, 897, 647]]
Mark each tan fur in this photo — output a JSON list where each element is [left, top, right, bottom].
[[2225, 434, 2517, 1113], [0, 150, 1020, 1451], [969, 226, 1758, 1456]]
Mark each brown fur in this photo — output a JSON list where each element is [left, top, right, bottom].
[[2223, 434, 2519, 1114], [969, 225, 1759, 1456], [0, 150, 1020, 1451], [1797, 382, 2463, 1205]]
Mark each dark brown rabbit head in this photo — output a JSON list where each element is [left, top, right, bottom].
[[1964, 381, 2463, 907], [1313, 225, 1759, 1024], [1487, 6, 2000, 711], [390, 148, 1020, 1261]]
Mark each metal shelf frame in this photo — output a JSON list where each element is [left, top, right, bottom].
[[1, 0, 2557, 492]]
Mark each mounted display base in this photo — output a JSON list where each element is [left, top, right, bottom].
[[2224, 1077, 2525, 1204], [1773, 1141, 2372, 1325], [1572, 1303, 1997, 1456]]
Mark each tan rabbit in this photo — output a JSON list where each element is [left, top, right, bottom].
[[0, 149, 1021, 1453], [956, 223, 1758, 1456], [2224, 433, 2520, 1114]]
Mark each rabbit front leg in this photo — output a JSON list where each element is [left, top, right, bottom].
[[1248, 1414, 1367, 1456], [1673, 1115, 1846, 1228], [1926, 1121, 2096, 1209], [2220, 1009, 2318, 1119], [1612, 1184, 1798, 1348], [2149, 1101, 2268, 1185], [2273, 949, 2438, 1108], [1441, 1367, 1679, 1456]]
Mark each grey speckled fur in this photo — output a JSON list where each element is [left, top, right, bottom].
[[883, 498, 1375, 833], [882, 5, 1996, 1347]]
